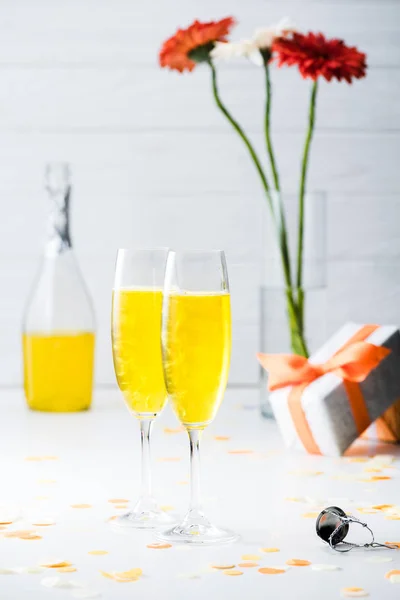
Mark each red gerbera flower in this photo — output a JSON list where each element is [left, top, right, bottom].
[[273, 32, 367, 83], [159, 17, 236, 73]]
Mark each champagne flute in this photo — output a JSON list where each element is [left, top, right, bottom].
[[158, 250, 238, 545], [111, 248, 174, 528]]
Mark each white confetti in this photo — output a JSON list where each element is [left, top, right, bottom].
[[14, 566, 46, 574], [305, 496, 325, 505], [311, 564, 341, 571], [41, 577, 83, 589], [365, 556, 393, 564], [41, 576, 62, 588], [71, 590, 101, 599], [26, 566, 47, 574], [390, 574, 400, 583], [370, 454, 395, 465]]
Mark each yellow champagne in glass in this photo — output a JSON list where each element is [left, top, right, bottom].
[[111, 247, 173, 530], [158, 250, 238, 545], [112, 289, 166, 416], [163, 292, 231, 428]]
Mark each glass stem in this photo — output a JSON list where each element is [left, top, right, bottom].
[[139, 419, 154, 499], [188, 429, 203, 513]]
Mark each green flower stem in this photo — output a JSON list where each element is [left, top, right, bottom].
[[209, 60, 273, 211], [209, 60, 291, 288], [263, 62, 295, 306], [209, 59, 308, 357], [287, 288, 309, 357], [264, 64, 280, 191], [296, 80, 318, 292]]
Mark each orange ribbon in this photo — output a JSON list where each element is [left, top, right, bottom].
[[257, 325, 391, 454]]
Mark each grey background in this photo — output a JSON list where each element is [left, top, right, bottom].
[[1, 0, 399, 387]]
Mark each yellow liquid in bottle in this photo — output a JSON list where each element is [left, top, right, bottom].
[[163, 292, 231, 429], [23, 332, 95, 412], [112, 289, 167, 416]]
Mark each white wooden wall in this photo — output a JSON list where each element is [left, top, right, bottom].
[[1, 0, 399, 388]]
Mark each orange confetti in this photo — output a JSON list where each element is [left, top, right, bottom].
[[357, 509, 378, 515], [286, 559, 311, 566], [70, 504, 92, 509], [88, 550, 108, 556], [241, 554, 260, 561], [101, 568, 142, 582], [163, 427, 184, 434], [4, 530, 35, 538], [108, 499, 129, 504], [160, 505, 175, 512], [100, 570, 114, 580], [57, 566, 76, 573], [258, 567, 286, 575], [385, 570, 400, 580], [372, 504, 395, 511], [157, 457, 182, 462], [302, 512, 319, 518], [0, 521, 13, 525], [223, 569, 243, 576], [177, 481, 189, 485], [341, 587, 369, 598], [211, 564, 236, 570], [364, 468, 383, 473], [386, 542, 400, 548], [238, 562, 259, 568], [146, 542, 172, 550], [371, 476, 391, 481], [346, 457, 369, 463], [40, 560, 72, 568], [214, 436, 230, 441], [4, 530, 42, 540], [25, 456, 43, 461], [228, 450, 254, 455], [260, 547, 280, 553]]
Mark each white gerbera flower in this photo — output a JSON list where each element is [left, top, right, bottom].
[[211, 39, 258, 61], [252, 17, 295, 50], [211, 18, 295, 66]]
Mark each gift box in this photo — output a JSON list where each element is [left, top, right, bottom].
[[258, 323, 400, 456], [363, 399, 400, 443]]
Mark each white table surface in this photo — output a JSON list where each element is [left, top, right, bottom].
[[1, 389, 400, 599]]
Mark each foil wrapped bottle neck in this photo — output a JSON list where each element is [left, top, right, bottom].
[[45, 162, 72, 255]]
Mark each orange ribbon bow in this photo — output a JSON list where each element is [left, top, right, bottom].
[[257, 325, 391, 454]]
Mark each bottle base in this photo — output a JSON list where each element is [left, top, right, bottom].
[[26, 400, 92, 413]]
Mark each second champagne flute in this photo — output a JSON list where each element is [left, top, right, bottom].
[[111, 248, 173, 529], [158, 250, 238, 545]]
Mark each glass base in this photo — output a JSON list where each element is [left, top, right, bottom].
[[112, 497, 175, 530], [156, 509, 239, 546]]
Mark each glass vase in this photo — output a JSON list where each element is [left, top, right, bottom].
[[259, 191, 327, 418], [22, 163, 96, 412]]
